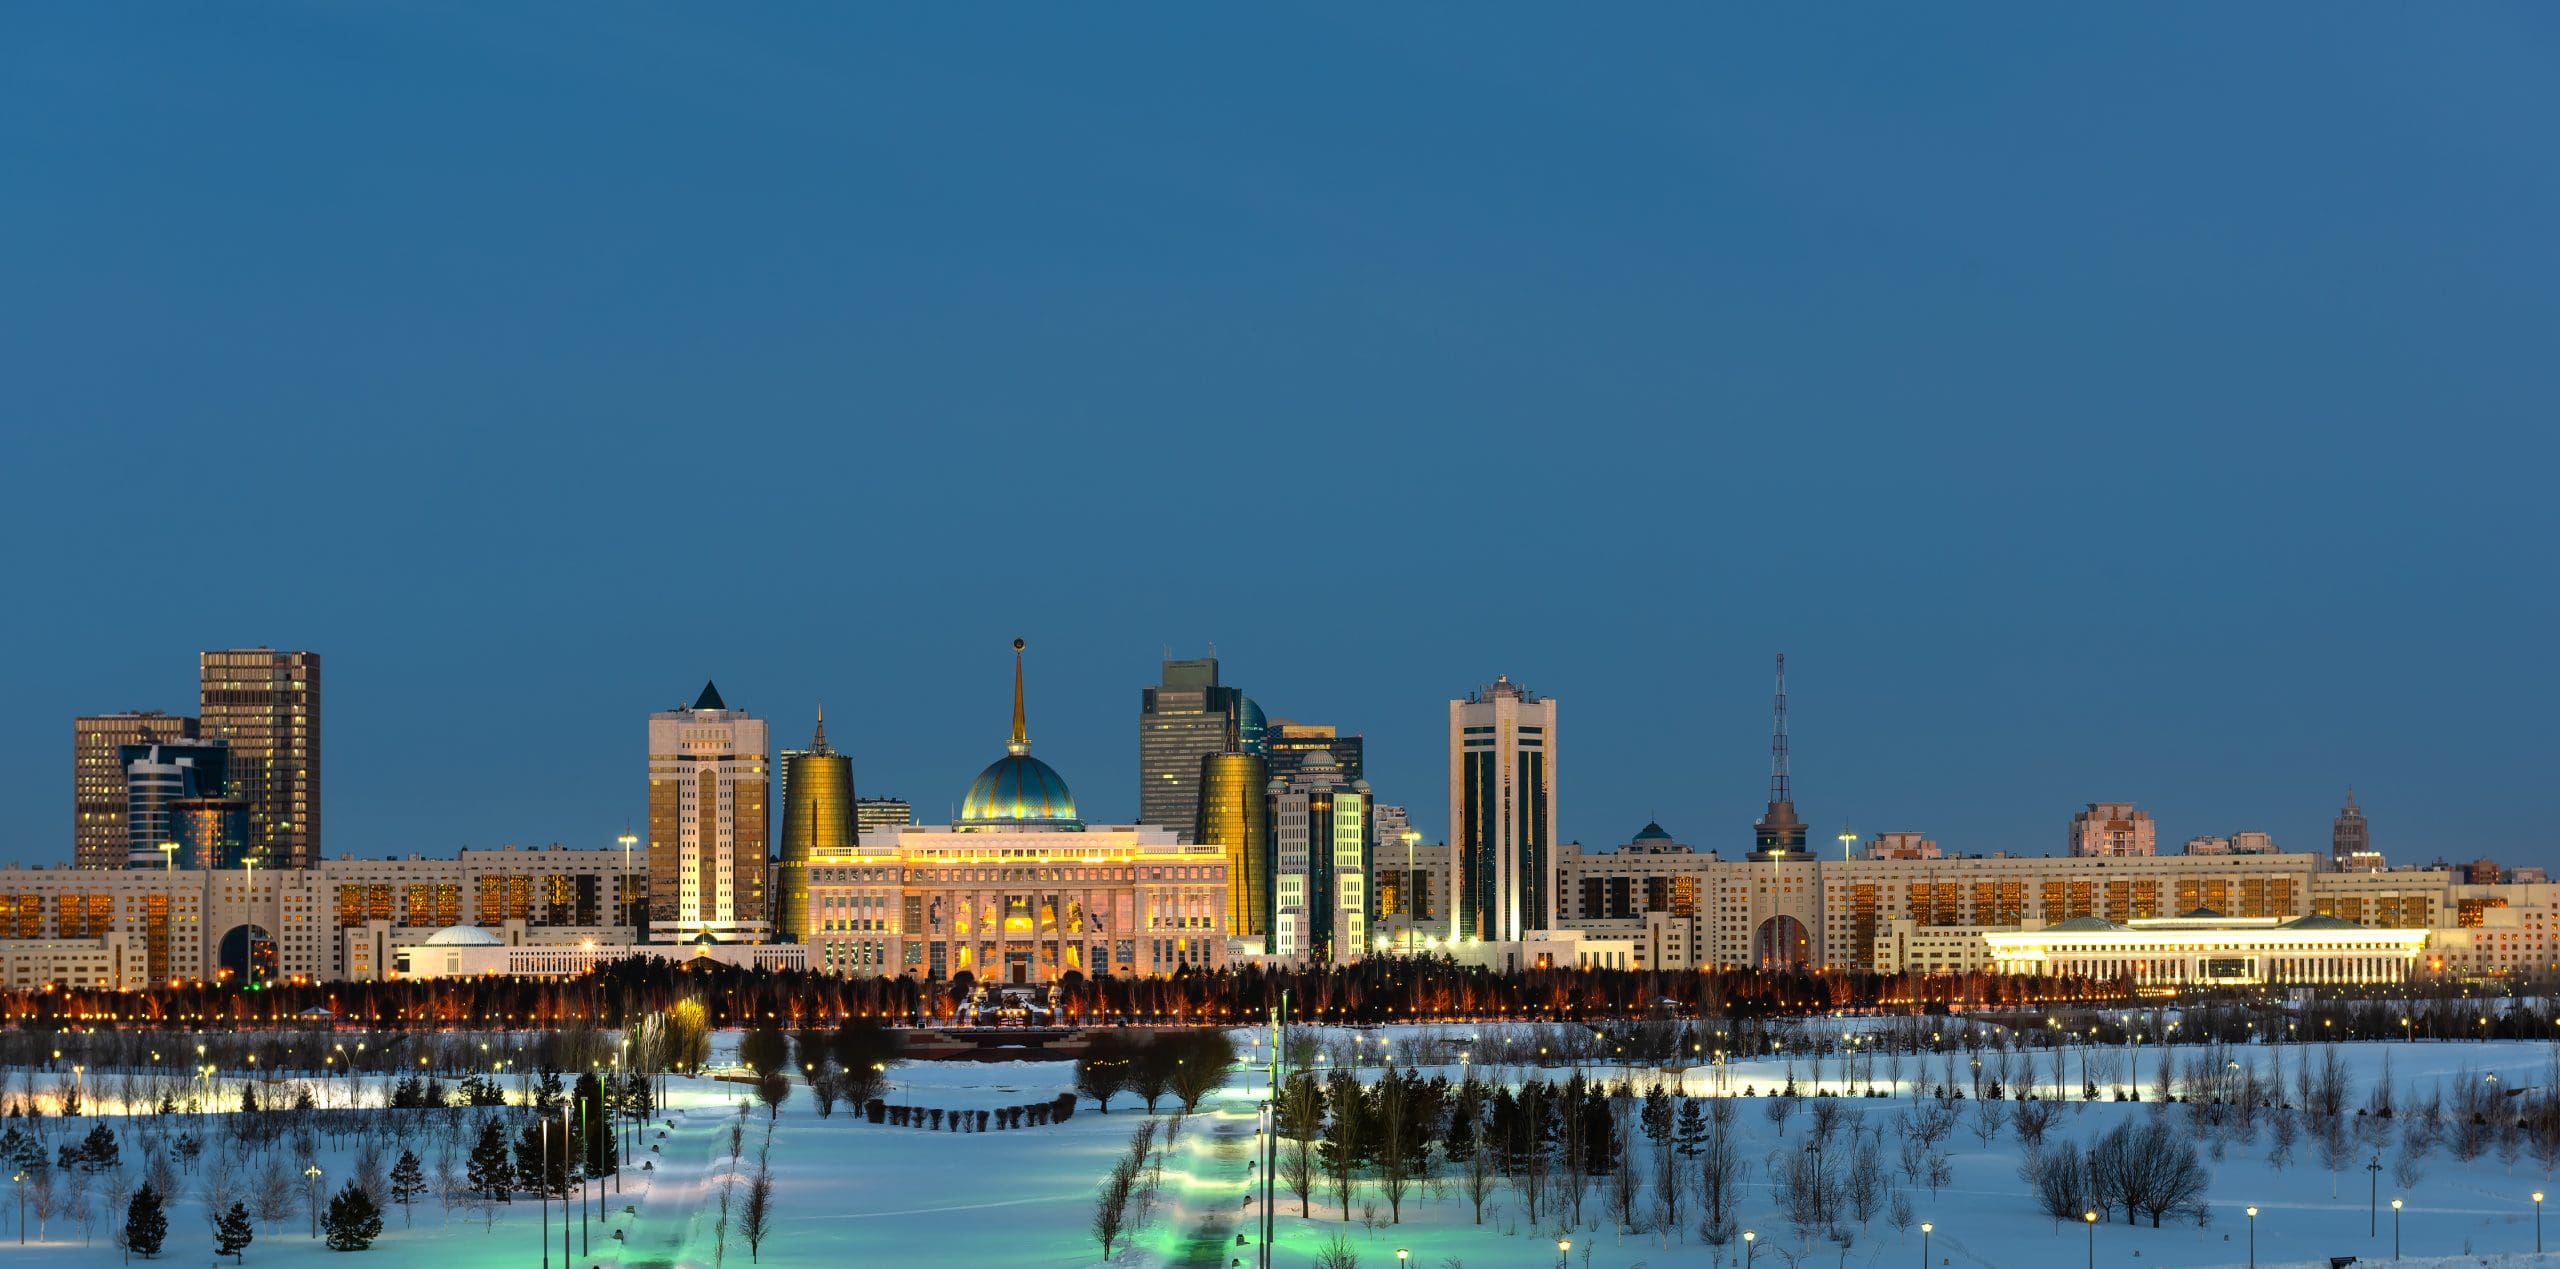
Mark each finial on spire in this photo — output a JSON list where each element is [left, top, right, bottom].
[[1008, 638, 1030, 754], [811, 701, 829, 753]]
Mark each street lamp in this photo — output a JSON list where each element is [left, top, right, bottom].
[[1920, 1221, 1933, 1269], [1396, 1251, 1408, 1268], [2368, 1154, 2383, 1234], [2536, 1191, 2545, 1254], [2084, 1210, 2098, 1269], [1557, 1237, 1570, 1268], [13, 1170, 24, 1246], [2246, 1205, 2258, 1269], [2392, 1197, 2402, 1260], [304, 1165, 323, 1238], [1743, 1230, 1756, 1269], [617, 831, 639, 932]]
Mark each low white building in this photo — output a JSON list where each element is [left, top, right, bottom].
[[1984, 911, 2428, 986], [392, 926, 807, 980]]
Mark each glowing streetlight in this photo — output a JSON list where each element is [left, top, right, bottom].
[[1743, 1229, 1756, 1269], [304, 1165, 323, 1238], [2084, 1210, 2098, 1269], [2391, 1197, 2403, 1260], [1920, 1221, 1933, 1269], [1557, 1238, 1570, 1269], [2246, 1205, 2258, 1269], [2536, 1191, 2546, 1254]]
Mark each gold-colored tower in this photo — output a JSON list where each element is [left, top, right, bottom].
[[777, 706, 856, 943]]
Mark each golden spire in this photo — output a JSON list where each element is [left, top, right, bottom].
[[1007, 638, 1029, 754]]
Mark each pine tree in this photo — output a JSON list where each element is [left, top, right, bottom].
[[323, 1181, 384, 1251], [533, 1067, 566, 1110], [81, 1122, 120, 1171], [1673, 1096, 1709, 1157], [467, 1120, 513, 1202], [389, 1150, 427, 1223], [215, 1201, 256, 1263], [1641, 1082, 1674, 1146], [124, 1182, 169, 1259]]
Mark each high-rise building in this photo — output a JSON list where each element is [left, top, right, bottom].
[[1448, 675, 1556, 942], [119, 740, 231, 868], [855, 798, 914, 838], [1370, 804, 1429, 924], [1138, 655, 1252, 833], [198, 649, 321, 869], [2068, 802, 2157, 857], [776, 708, 855, 944], [1267, 720, 1364, 785], [1268, 748, 1370, 962], [74, 711, 197, 869], [647, 681, 771, 942], [169, 796, 251, 870], [2333, 789, 2380, 870], [1195, 726, 1271, 947]]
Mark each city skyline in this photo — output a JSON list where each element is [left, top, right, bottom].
[[5, 8, 2553, 869]]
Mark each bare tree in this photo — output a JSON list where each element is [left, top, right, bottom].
[[2013, 1096, 2055, 1151], [2026, 1144, 2092, 1224], [253, 1158, 296, 1230], [740, 1150, 775, 1262], [1605, 1102, 1644, 1235], [1845, 1132, 1887, 1229], [1971, 1096, 2008, 1148]]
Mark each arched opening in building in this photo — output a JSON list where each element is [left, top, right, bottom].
[[217, 924, 276, 988], [1753, 914, 1811, 970]]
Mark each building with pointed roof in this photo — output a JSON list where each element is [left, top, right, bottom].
[[647, 680, 770, 943], [776, 706, 855, 944]]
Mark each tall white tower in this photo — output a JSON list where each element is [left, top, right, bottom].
[[1447, 676, 1557, 943]]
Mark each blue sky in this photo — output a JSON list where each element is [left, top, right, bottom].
[[3, 6, 2554, 868]]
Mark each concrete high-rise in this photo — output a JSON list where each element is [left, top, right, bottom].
[[855, 798, 913, 837], [1139, 655, 1252, 833], [1448, 675, 1556, 942], [647, 681, 771, 941], [2069, 802, 2157, 857], [1267, 720, 1364, 785], [1268, 747, 1370, 962], [198, 649, 321, 869], [1195, 727, 1271, 947], [2333, 789, 2382, 871], [74, 711, 196, 869], [776, 708, 855, 944]]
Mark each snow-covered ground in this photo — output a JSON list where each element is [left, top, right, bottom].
[[7, 1031, 2560, 1269]]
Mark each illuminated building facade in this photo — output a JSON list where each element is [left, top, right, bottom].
[[1449, 675, 1554, 943], [1268, 748, 1369, 962], [798, 641, 1231, 982], [74, 711, 196, 870], [198, 649, 321, 869], [1138, 655, 1254, 832], [1267, 720, 1363, 785], [1982, 912, 2430, 986], [776, 710, 855, 943], [2068, 801, 2157, 857], [647, 681, 770, 942], [1196, 734, 1270, 945], [119, 740, 231, 868]]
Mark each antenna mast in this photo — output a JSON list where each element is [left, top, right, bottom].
[[1770, 653, 1791, 806]]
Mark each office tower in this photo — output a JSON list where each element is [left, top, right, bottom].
[[2068, 802, 2157, 857], [647, 681, 771, 941], [74, 711, 196, 869], [1196, 724, 1271, 946], [1448, 674, 1556, 942], [1753, 655, 1810, 856], [1138, 655, 1251, 832], [1370, 804, 1427, 923], [119, 740, 230, 867], [854, 798, 913, 837], [1268, 748, 1370, 962], [1267, 720, 1365, 786], [198, 649, 321, 868], [776, 708, 856, 943], [2333, 789, 2380, 870], [170, 796, 251, 869]]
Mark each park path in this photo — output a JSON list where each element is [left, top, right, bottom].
[[619, 1103, 732, 1269]]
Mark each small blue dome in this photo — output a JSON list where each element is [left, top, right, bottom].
[[959, 753, 1080, 829]]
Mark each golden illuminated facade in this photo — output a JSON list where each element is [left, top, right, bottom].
[[198, 649, 321, 869], [73, 711, 197, 870], [1984, 913, 2429, 986], [777, 710, 855, 944], [796, 640, 1231, 982], [647, 681, 771, 942], [1196, 741, 1269, 946]]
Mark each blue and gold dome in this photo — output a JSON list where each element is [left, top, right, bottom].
[[956, 639, 1083, 831]]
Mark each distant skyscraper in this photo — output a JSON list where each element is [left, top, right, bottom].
[[2068, 802, 2157, 857], [1196, 723, 1271, 947], [169, 796, 251, 869], [1448, 675, 1556, 942], [119, 740, 230, 868], [854, 798, 914, 838], [1753, 655, 1810, 856], [198, 649, 321, 868], [2333, 789, 2378, 870], [776, 708, 855, 944], [1268, 747, 1370, 962], [74, 711, 196, 869], [1370, 804, 1436, 933], [1139, 655, 1251, 832], [1267, 720, 1364, 786], [648, 681, 771, 941]]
